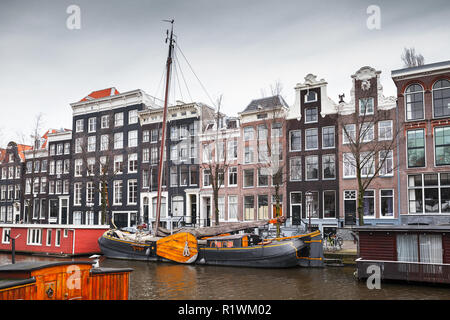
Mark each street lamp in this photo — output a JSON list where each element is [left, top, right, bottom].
[[305, 191, 313, 232]]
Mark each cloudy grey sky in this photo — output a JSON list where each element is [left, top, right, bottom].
[[0, 0, 449, 145]]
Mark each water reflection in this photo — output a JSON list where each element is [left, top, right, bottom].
[[1, 254, 450, 300]]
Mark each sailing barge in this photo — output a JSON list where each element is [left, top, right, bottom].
[[98, 217, 324, 268]]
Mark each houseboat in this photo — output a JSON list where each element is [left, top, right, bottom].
[[355, 225, 450, 285], [0, 260, 133, 300]]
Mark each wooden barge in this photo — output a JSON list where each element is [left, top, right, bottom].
[[0, 261, 133, 300], [355, 225, 450, 285]]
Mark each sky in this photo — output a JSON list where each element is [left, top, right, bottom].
[[0, 0, 449, 146]]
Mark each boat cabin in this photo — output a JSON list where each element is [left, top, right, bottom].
[[355, 225, 450, 285], [0, 261, 133, 300], [206, 234, 263, 248]]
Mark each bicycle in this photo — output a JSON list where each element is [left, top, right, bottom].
[[323, 232, 344, 251]]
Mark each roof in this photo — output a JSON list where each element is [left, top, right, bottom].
[[16, 144, 33, 161], [80, 87, 120, 102], [0, 261, 93, 274], [241, 95, 289, 114], [354, 224, 450, 233], [391, 60, 450, 78]]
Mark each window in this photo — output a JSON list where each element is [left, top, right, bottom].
[[343, 153, 356, 178], [86, 182, 94, 205], [359, 97, 374, 115], [243, 169, 254, 188], [180, 165, 189, 186], [128, 180, 138, 204], [57, 143, 64, 155], [87, 136, 96, 152], [378, 120, 393, 140], [203, 169, 211, 187], [115, 112, 124, 127], [258, 195, 269, 220], [343, 124, 356, 144], [305, 155, 319, 180], [189, 166, 198, 186], [433, 79, 450, 118], [323, 190, 336, 218], [100, 135, 109, 151], [322, 154, 335, 179], [435, 126, 450, 166], [258, 144, 268, 163], [74, 183, 82, 205], [218, 196, 225, 220], [407, 129, 425, 168], [128, 110, 138, 124], [304, 192, 318, 218], [40, 177, 47, 194], [258, 125, 268, 140], [271, 123, 282, 138], [380, 189, 394, 217], [64, 159, 70, 174], [101, 115, 109, 129], [55, 229, 61, 246], [322, 126, 335, 149], [202, 144, 212, 163], [88, 117, 96, 132], [49, 160, 55, 175], [86, 158, 95, 176], [408, 173, 450, 214], [152, 197, 167, 218], [363, 190, 375, 217], [361, 152, 375, 177], [142, 148, 150, 163], [228, 167, 238, 186], [128, 153, 138, 173], [151, 128, 159, 142], [27, 229, 42, 245], [86, 211, 95, 225], [180, 125, 188, 140], [305, 107, 318, 123], [64, 142, 70, 154], [244, 146, 254, 164], [143, 130, 150, 142], [73, 212, 82, 225], [379, 150, 393, 176], [228, 196, 238, 220], [76, 119, 84, 132], [114, 132, 124, 149], [258, 168, 269, 187], [244, 196, 254, 220], [305, 128, 318, 150], [290, 130, 301, 151], [170, 167, 178, 186], [405, 84, 424, 120], [113, 180, 123, 205], [128, 130, 138, 147], [243, 127, 254, 141], [305, 90, 317, 103], [151, 147, 159, 164], [49, 144, 56, 156], [227, 139, 238, 160], [360, 122, 374, 142], [397, 234, 443, 264], [114, 155, 123, 174], [75, 138, 82, 153], [290, 157, 302, 181], [74, 159, 82, 177]]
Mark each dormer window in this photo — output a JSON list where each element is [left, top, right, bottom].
[[305, 90, 318, 103]]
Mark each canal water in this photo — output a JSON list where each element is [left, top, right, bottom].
[[1, 253, 450, 300]]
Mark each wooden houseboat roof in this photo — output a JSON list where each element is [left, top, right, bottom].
[[354, 225, 450, 233], [0, 261, 93, 274]]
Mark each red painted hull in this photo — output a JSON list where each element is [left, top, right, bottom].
[[0, 225, 109, 256]]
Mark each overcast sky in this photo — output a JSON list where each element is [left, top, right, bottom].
[[0, 0, 449, 145]]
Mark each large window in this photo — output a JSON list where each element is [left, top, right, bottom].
[[322, 126, 335, 149], [397, 234, 442, 264], [343, 124, 356, 144], [243, 169, 254, 188], [380, 189, 394, 217], [379, 150, 393, 176], [244, 195, 254, 220], [128, 180, 138, 204], [363, 190, 375, 217], [243, 127, 254, 141], [322, 154, 335, 179], [435, 126, 450, 166], [305, 155, 318, 180], [305, 128, 318, 150], [323, 190, 336, 218], [290, 157, 302, 181], [343, 153, 356, 178], [408, 173, 450, 214], [228, 196, 238, 220], [378, 120, 393, 140], [433, 79, 450, 118], [290, 130, 301, 151], [407, 129, 425, 168], [304, 191, 318, 218], [113, 180, 123, 205], [405, 84, 424, 120], [305, 107, 318, 123], [257, 195, 269, 220]]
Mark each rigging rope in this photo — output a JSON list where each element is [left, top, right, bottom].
[[173, 48, 193, 103]]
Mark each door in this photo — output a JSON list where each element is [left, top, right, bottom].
[[60, 198, 68, 224], [190, 195, 197, 224], [205, 198, 211, 227]]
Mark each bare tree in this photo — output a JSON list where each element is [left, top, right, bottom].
[[20, 113, 44, 223], [401, 47, 425, 68], [202, 95, 231, 226], [339, 90, 401, 225]]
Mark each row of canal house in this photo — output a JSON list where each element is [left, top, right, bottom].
[[0, 60, 450, 255]]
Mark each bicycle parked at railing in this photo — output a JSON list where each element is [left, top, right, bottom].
[[323, 232, 344, 251]]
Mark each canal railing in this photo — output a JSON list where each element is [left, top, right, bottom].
[[356, 258, 450, 284]]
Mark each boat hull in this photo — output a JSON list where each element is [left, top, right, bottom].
[[196, 238, 306, 268], [98, 233, 161, 262]]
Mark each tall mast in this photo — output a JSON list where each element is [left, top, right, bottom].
[[154, 19, 174, 236]]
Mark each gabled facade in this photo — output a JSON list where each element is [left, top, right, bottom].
[[392, 60, 450, 225], [286, 74, 339, 234]]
